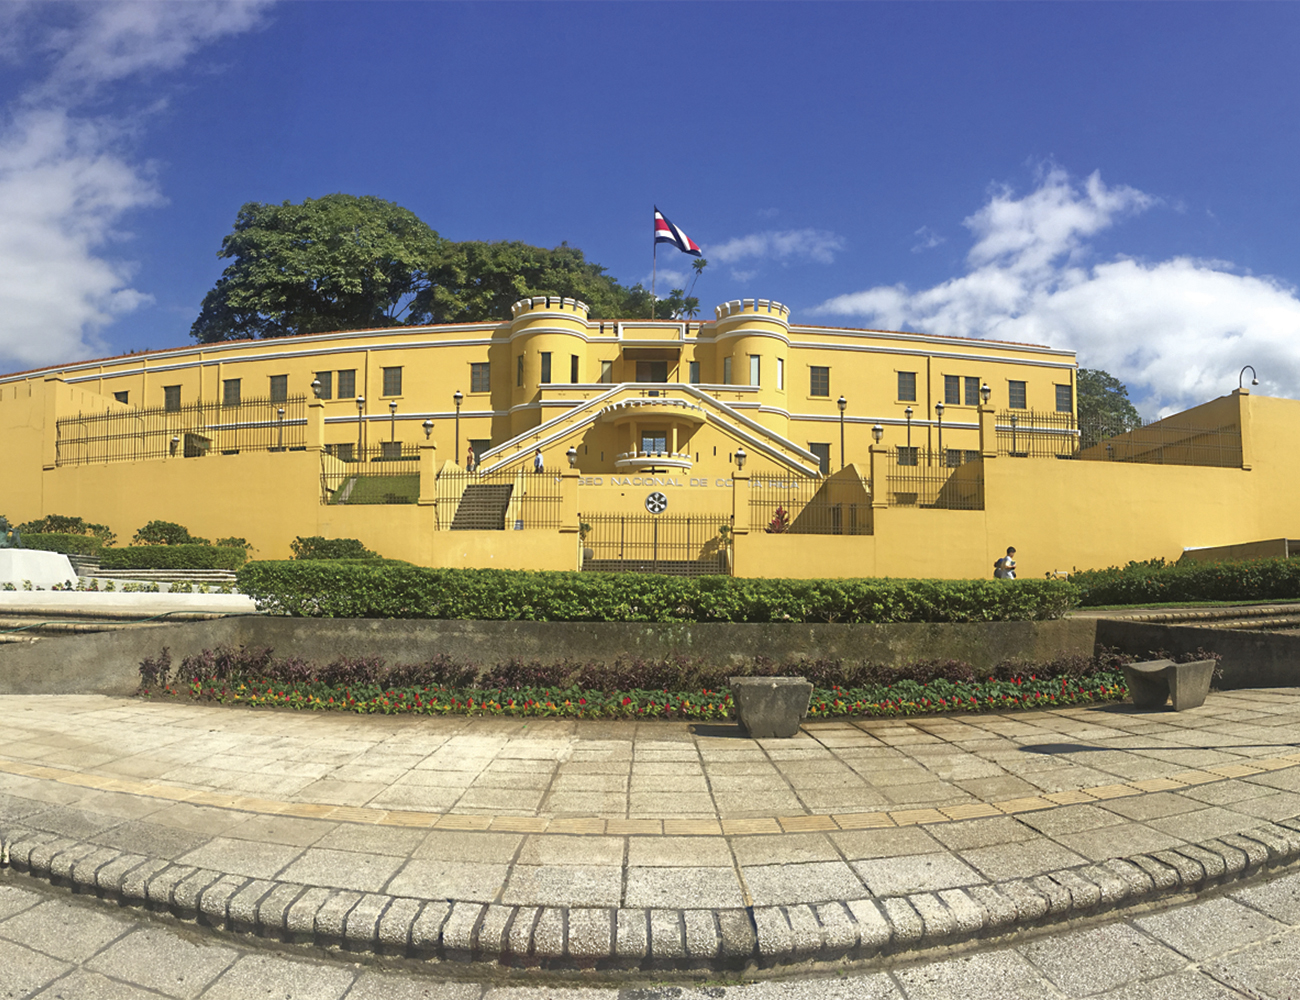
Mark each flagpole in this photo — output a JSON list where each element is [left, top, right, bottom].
[[651, 224, 657, 320]]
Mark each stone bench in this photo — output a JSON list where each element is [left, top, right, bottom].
[[730, 676, 813, 738], [1121, 658, 1215, 711]]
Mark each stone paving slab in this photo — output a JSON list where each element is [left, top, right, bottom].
[[6, 691, 1300, 970]]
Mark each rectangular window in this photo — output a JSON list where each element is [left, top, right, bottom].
[[1009, 380, 1027, 409], [636, 360, 667, 382], [809, 442, 831, 474], [897, 371, 917, 401], [334, 443, 355, 462], [749, 355, 760, 386], [470, 362, 490, 393], [382, 366, 402, 396], [599, 360, 613, 384], [113, 390, 129, 404], [222, 379, 241, 406], [337, 369, 356, 399], [777, 358, 785, 390], [965, 376, 981, 406], [964, 450, 982, 465], [314, 371, 332, 399], [163, 385, 181, 412], [269, 374, 288, 402], [1056, 383, 1073, 412], [944, 375, 960, 405], [539, 353, 552, 384], [641, 432, 667, 454], [689, 360, 700, 384], [945, 449, 963, 468], [570, 355, 579, 383], [517, 356, 524, 387], [896, 446, 919, 467], [810, 366, 829, 397], [723, 357, 733, 385], [380, 440, 403, 460]]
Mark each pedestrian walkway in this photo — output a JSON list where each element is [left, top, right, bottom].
[[4, 691, 1300, 970]]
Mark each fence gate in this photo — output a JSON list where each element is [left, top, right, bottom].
[[582, 514, 728, 576]]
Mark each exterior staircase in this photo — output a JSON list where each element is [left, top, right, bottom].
[[450, 484, 514, 530]]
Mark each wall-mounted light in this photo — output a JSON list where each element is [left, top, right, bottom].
[[735, 446, 747, 470], [566, 445, 578, 468], [1240, 365, 1259, 389]]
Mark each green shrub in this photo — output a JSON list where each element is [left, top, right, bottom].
[[16, 515, 115, 545], [235, 562, 1077, 623], [289, 536, 378, 560], [20, 532, 104, 556], [216, 536, 253, 553], [101, 545, 245, 570], [1072, 557, 1300, 606], [133, 520, 209, 546]]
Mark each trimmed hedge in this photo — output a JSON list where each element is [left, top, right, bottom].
[[20, 532, 104, 556], [101, 545, 246, 570], [290, 536, 377, 560], [235, 562, 1076, 622], [1072, 557, 1300, 607]]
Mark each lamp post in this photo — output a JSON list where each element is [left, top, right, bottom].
[[935, 401, 945, 465], [356, 396, 365, 457], [453, 389, 464, 465], [422, 419, 434, 440], [1239, 366, 1259, 390], [277, 407, 285, 450], [566, 446, 578, 468], [1010, 413, 1018, 456], [311, 378, 322, 399], [904, 405, 913, 447], [872, 423, 883, 444], [980, 383, 991, 405], [389, 399, 397, 444], [735, 446, 747, 471], [837, 395, 847, 470]]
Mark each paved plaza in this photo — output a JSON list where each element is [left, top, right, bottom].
[[5, 691, 1300, 974]]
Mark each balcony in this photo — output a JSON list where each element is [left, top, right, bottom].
[[615, 449, 693, 470]]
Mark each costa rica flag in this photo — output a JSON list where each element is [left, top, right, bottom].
[[654, 207, 702, 256]]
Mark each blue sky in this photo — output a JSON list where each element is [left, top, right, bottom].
[[2, 2, 1299, 414]]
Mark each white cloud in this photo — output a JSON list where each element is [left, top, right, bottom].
[[730, 269, 758, 283], [911, 225, 944, 253], [708, 228, 845, 266], [0, 2, 270, 369], [813, 168, 1300, 415]]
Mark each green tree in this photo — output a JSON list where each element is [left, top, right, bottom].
[[1077, 368, 1142, 448], [191, 195, 445, 342]]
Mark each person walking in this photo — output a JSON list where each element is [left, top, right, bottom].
[[994, 546, 1017, 579], [533, 447, 544, 473], [466, 443, 476, 472]]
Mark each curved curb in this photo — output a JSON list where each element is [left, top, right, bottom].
[[6, 819, 1300, 971]]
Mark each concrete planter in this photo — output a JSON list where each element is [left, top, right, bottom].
[[729, 676, 813, 738], [1121, 658, 1215, 711]]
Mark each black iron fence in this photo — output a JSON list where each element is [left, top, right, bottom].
[[434, 469, 563, 529], [55, 396, 307, 467], [321, 443, 420, 505], [996, 410, 1243, 467], [749, 474, 874, 535], [885, 448, 984, 510], [582, 513, 728, 575]]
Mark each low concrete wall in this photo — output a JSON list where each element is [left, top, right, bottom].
[[1097, 619, 1300, 690], [0, 615, 1101, 696]]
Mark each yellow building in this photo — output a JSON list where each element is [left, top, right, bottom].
[[0, 296, 1292, 579]]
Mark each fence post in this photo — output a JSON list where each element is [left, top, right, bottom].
[[418, 442, 437, 506], [307, 400, 325, 451], [978, 404, 997, 459], [560, 469, 580, 533], [869, 445, 889, 509], [732, 471, 750, 534]]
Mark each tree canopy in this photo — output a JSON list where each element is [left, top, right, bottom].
[[1077, 368, 1142, 429], [190, 195, 680, 342]]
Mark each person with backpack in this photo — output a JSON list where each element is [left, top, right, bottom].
[[994, 546, 1017, 579]]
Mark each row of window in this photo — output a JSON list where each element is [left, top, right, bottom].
[[898, 371, 1072, 412]]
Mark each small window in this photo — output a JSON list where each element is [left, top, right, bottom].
[[517, 356, 524, 387], [1056, 384, 1073, 413], [945, 449, 963, 468], [777, 358, 784, 391], [337, 370, 356, 399], [964, 450, 981, 465], [689, 360, 700, 384], [540, 353, 552, 384], [637, 360, 667, 383], [315, 371, 333, 399], [335, 443, 355, 462], [470, 362, 490, 393], [810, 366, 829, 397], [113, 390, 128, 404], [380, 440, 403, 460], [896, 446, 919, 467], [269, 374, 288, 403], [965, 376, 981, 406], [809, 442, 831, 474], [641, 432, 667, 454], [222, 379, 241, 406], [382, 366, 402, 396], [570, 355, 579, 383], [723, 357, 733, 385], [163, 385, 181, 412], [944, 375, 960, 405], [599, 360, 613, 384], [1009, 380, 1027, 409], [897, 371, 916, 401], [749, 355, 760, 386]]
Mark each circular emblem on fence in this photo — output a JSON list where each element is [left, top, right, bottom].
[[645, 491, 668, 514]]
